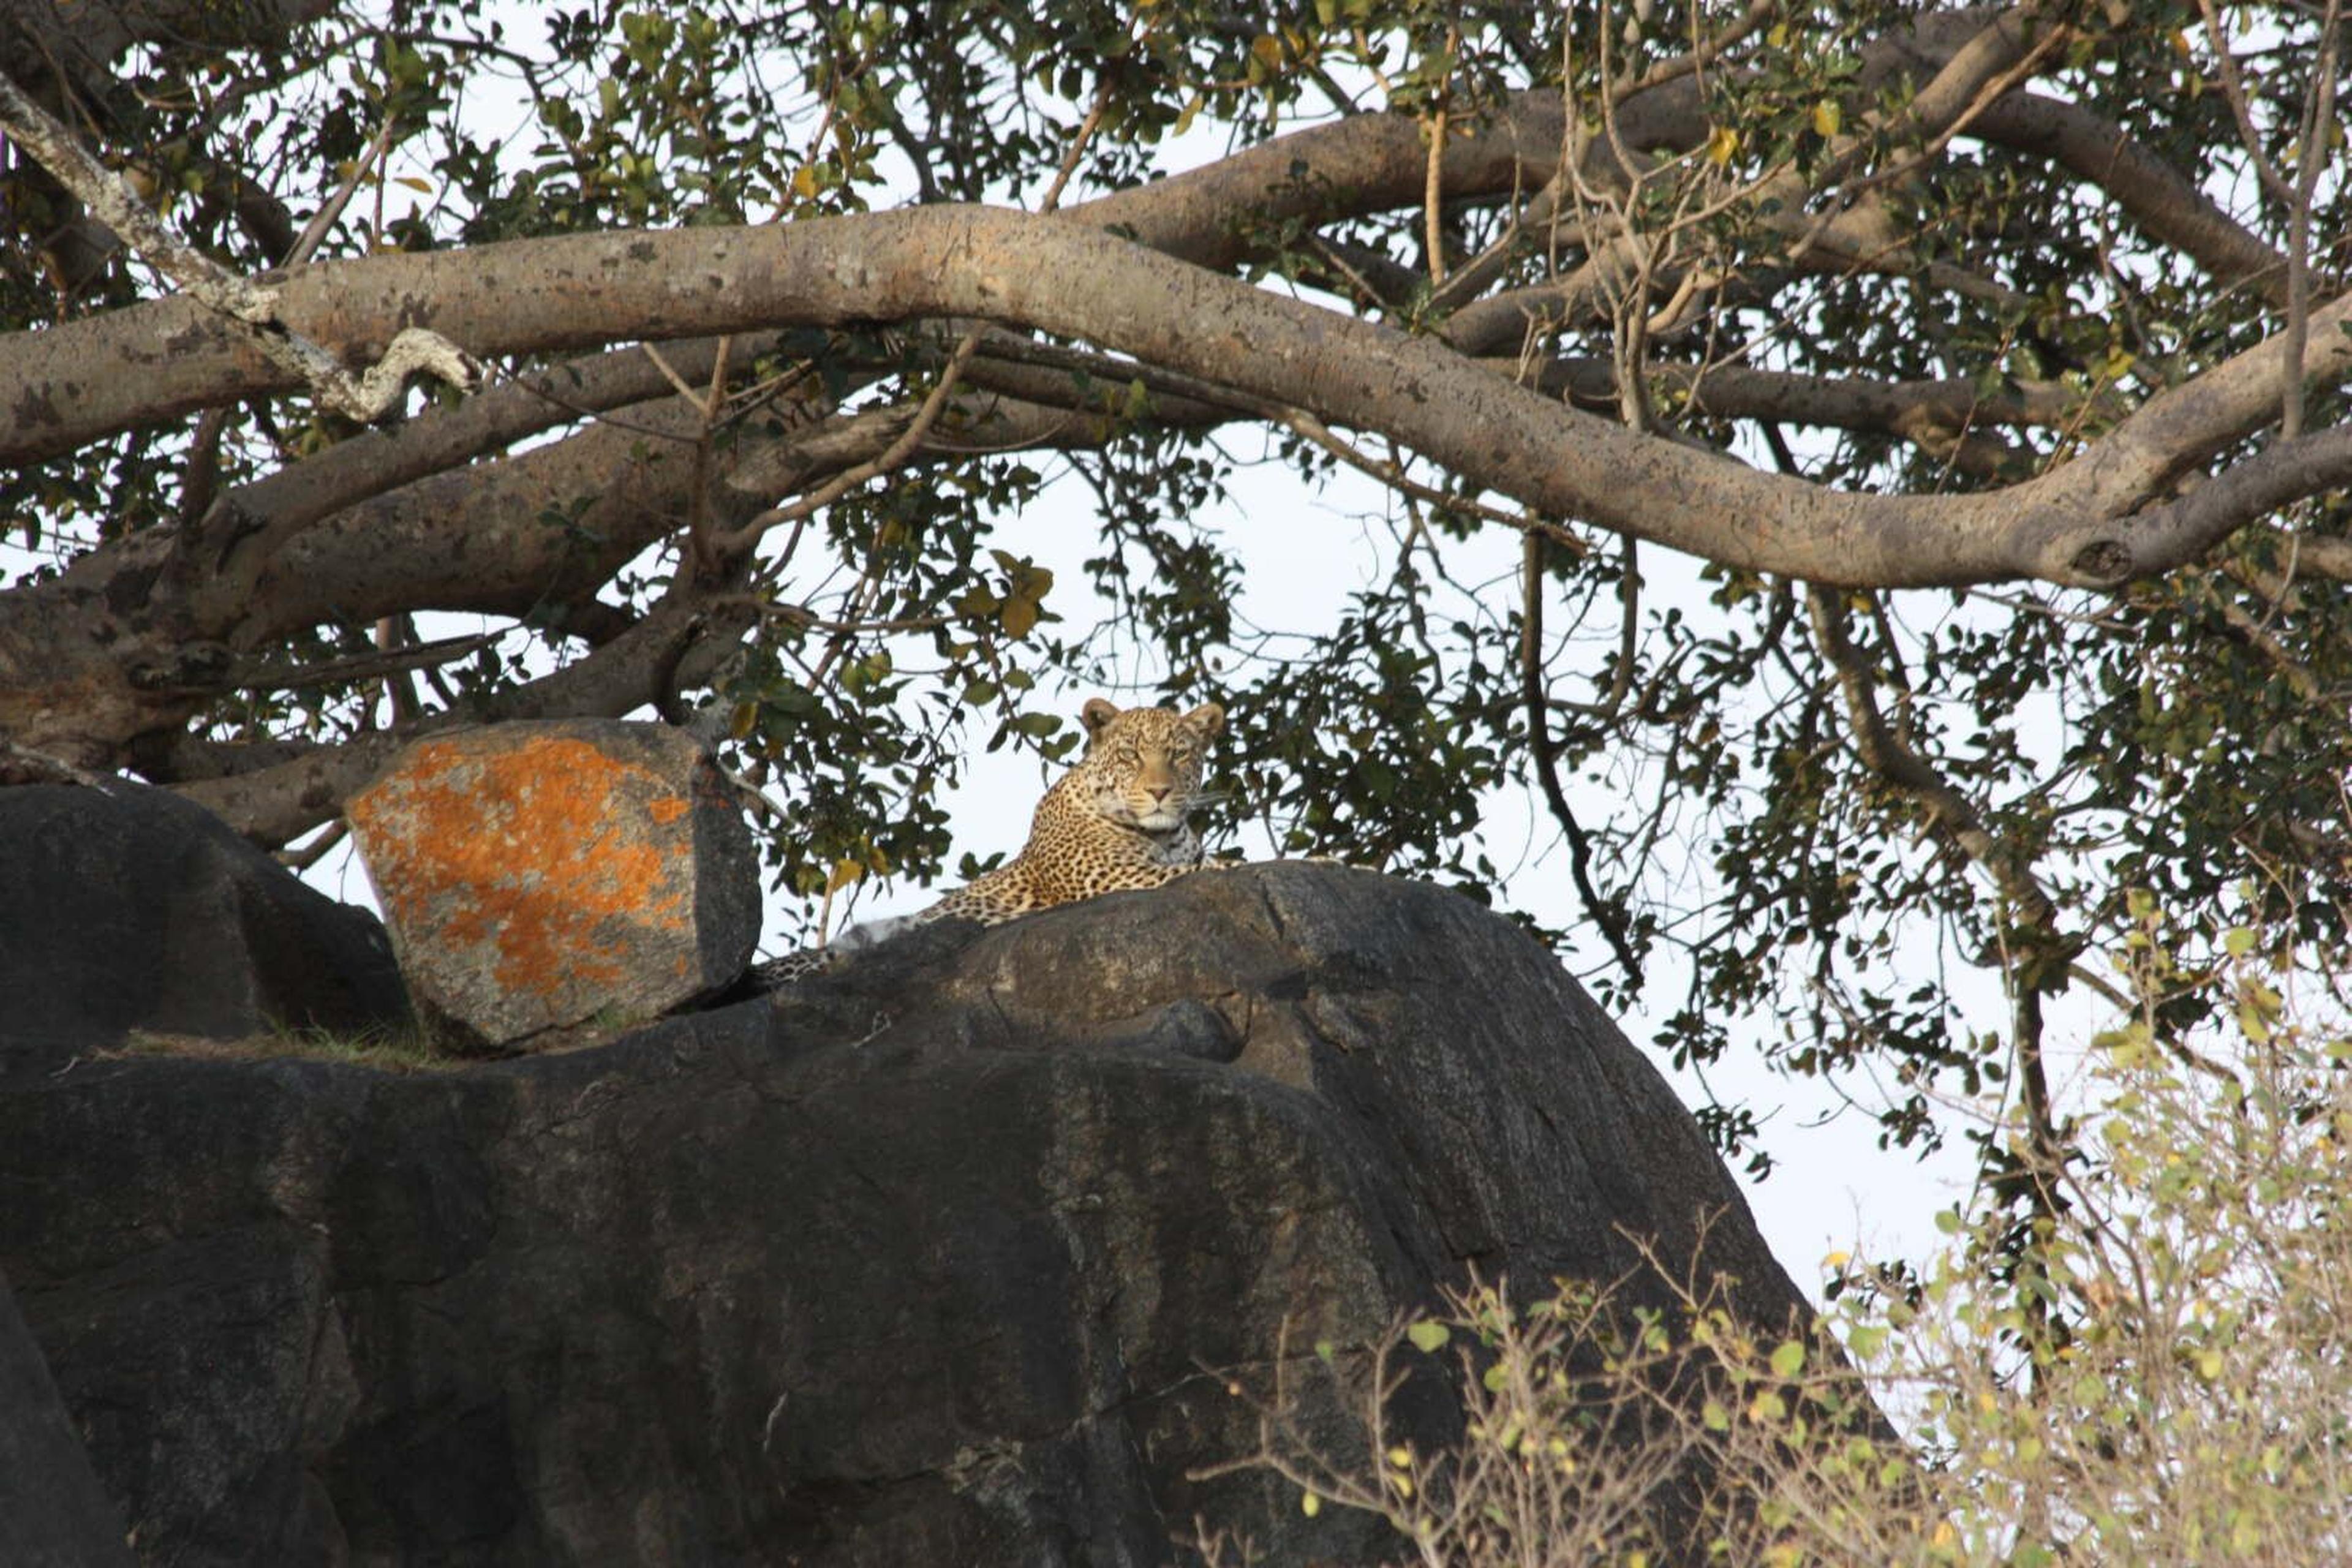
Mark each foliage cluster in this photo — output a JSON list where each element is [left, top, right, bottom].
[[1199, 932, 2352, 1564]]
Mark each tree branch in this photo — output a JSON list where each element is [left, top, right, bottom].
[[2099, 423, 2352, 577], [715, 330, 983, 553], [1505, 355, 2094, 474], [0, 63, 480, 421], [8, 207, 2348, 590], [1967, 92, 2289, 304], [175, 332, 779, 622]]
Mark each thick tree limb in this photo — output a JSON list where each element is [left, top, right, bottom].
[[21, 206, 2348, 587], [1, 0, 333, 85], [168, 333, 778, 623], [248, 402, 721, 638], [1968, 92, 2289, 303], [284, 375, 1158, 625], [2062, 288, 2352, 519], [2101, 424, 2352, 578], [1072, 90, 1566, 270], [131, 729, 322, 785], [28, 336, 801, 658]]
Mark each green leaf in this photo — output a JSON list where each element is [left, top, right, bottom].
[[1405, 1321, 1450, 1354]]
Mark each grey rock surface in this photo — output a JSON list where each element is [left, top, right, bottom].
[[1, 861, 1822, 1566], [0, 1266, 137, 1568], [0, 781, 409, 1084]]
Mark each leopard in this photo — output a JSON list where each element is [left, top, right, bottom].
[[919, 695, 1226, 922], [753, 696, 1224, 986]]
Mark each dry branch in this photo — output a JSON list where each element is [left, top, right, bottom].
[[0, 65, 480, 421]]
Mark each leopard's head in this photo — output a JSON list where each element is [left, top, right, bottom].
[[1074, 697, 1224, 834]]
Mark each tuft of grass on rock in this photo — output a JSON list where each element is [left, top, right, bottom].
[[112, 1021, 456, 1073]]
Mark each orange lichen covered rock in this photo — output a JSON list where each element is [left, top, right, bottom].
[[347, 721, 757, 1048]]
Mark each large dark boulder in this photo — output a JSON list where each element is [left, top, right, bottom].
[[0, 782, 409, 1083], [1, 861, 1820, 1566], [0, 1267, 135, 1567]]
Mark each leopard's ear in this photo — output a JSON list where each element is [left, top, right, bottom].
[[1080, 697, 1122, 737], [1182, 702, 1226, 738]]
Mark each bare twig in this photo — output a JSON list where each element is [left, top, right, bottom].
[[227, 629, 507, 695], [373, 615, 420, 726], [287, 113, 399, 266], [640, 341, 710, 407], [276, 819, 349, 872], [1037, 71, 1120, 216], [1280, 408, 1589, 557], [1425, 173, 1561, 317], [1522, 530, 1643, 986], [1424, 98, 1449, 287], [1619, 0, 1777, 96]]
